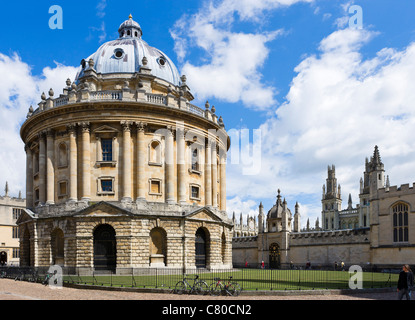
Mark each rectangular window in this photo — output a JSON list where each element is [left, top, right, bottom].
[[102, 139, 113, 161], [12, 208, 22, 220], [13, 248, 19, 259], [101, 179, 113, 192], [190, 186, 200, 200], [12, 227, 19, 238], [35, 189, 39, 204], [58, 181, 67, 196], [150, 180, 161, 194]]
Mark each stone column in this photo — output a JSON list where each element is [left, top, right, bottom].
[[38, 132, 46, 205], [121, 121, 132, 202], [219, 151, 226, 212], [136, 122, 146, 202], [211, 143, 218, 208], [205, 139, 212, 207], [25, 144, 33, 208], [67, 124, 78, 202], [79, 122, 91, 201], [46, 130, 55, 205], [177, 127, 186, 204], [165, 126, 175, 204]]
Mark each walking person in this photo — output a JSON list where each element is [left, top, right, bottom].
[[405, 265, 414, 299], [397, 265, 411, 300]]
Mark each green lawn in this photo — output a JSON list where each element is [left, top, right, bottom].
[[63, 269, 399, 291]]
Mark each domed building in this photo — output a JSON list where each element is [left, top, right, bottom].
[[18, 15, 232, 273]]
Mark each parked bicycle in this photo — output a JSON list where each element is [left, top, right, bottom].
[[174, 274, 209, 295], [14, 271, 25, 281], [209, 276, 241, 296]]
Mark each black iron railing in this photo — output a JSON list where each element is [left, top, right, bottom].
[[0, 265, 400, 291]]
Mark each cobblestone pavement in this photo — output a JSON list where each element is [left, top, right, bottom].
[[0, 279, 400, 300]]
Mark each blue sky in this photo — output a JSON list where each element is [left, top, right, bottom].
[[1, 0, 415, 228]]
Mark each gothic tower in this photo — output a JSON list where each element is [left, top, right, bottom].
[[258, 202, 265, 233], [294, 202, 301, 232], [321, 165, 342, 230]]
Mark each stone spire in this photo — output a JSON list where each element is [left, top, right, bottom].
[[372, 145, 382, 165], [4, 181, 9, 197], [294, 202, 301, 232], [347, 193, 353, 209], [258, 202, 265, 233]]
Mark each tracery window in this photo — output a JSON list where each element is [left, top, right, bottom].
[[393, 202, 409, 243]]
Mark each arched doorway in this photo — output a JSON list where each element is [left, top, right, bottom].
[[22, 227, 31, 266], [0, 251, 7, 266], [93, 224, 116, 272], [269, 243, 280, 269], [51, 228, 64, 266], [195, 228, 208, 268]]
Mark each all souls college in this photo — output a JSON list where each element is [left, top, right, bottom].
[[15, 16, 415, 272]]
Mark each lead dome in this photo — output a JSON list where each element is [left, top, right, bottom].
[[75, 15, 181, 86]]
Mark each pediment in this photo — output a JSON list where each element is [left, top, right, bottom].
[[16, 209, 36, 225], [93, 125, 119, 134], [185, 207, 227, 224], [72, 201, 133, 217]]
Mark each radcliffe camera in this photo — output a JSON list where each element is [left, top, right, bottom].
[[0, 0, 414, 305]]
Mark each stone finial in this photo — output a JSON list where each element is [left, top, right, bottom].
[[211, 105, 216, 114], [27, 105, 34, 118], [4, 181, 9, 197], [180, 75, 187, 84], [71, 82, 77, 90], [205, 101, 210, 110], [66, 78, 72, 87], [142, 56, 148, 66], [41, 92, 46, 101], [48, 88, 54, 97], [218, 116, 224, 127], [88, 58, 95, 68]]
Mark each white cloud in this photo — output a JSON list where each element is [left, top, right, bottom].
[[170, 0, 312, 111], [227, 27, 415, 227], [96, 0, 107, 18], [226, 195, 259, 222], [0, 53, 77, 197]]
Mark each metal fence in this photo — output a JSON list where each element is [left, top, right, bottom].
[[0, 265, 400, 291]]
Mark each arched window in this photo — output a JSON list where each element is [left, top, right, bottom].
[[191, 149, 199, 171], [58, 143, 68, 167], [393, 202, 409, 242], [149, 140, 161, 165]]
